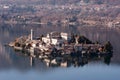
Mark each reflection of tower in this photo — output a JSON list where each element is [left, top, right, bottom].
[[30, 56, 35, 67]]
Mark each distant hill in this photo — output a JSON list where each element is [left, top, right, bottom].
[[0, 0, 120, 5], [0, 0, 120, 25]]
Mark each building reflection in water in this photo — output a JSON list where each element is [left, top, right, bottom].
[[104, 54, 112, 65], [28, 52, 113, 68], [30, 56, 35, 67]]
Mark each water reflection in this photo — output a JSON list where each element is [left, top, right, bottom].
[[22, 51, 113, 68], [46, 54, 112, 67]]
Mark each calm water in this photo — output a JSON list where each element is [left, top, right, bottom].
[[0, 24, 120, 80]]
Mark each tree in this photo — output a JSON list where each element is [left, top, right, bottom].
[[104, 41, 113, 52]]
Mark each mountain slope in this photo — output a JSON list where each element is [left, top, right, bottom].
[[0, 0, 120, 5]]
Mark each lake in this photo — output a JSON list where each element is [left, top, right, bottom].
[[0, 24, 120, 80]]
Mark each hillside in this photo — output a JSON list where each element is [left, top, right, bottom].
[[0, 0, 120, 28], [0, 0, 120, 5]]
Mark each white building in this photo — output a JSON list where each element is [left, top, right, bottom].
[[61, 32, 68, 40], [42, 37, 58, 45], [42, 32, 69, 46]]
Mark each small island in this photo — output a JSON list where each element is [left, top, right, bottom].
[[8, 29, 113, 58]]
